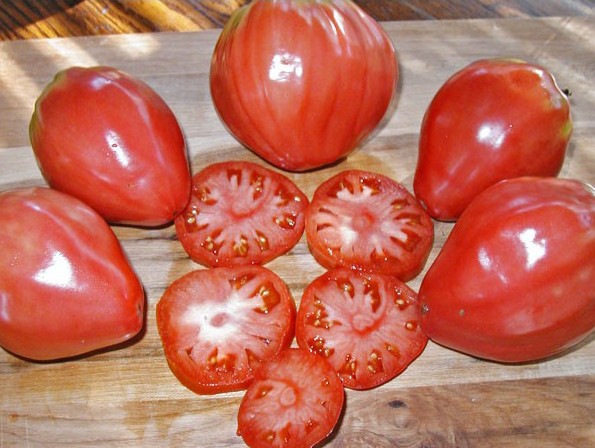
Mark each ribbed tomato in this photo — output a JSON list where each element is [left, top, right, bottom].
[[210, 0, 397, 171]]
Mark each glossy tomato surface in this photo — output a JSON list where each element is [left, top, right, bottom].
[[30, 66, 191, 227], [414, 58, 572, 221], [419, 177, 595, 363], [0, 187, 145, 361], [210, 0, 397, 171], [296, 268, 427, 390], [175, 161, 308, 267], [306, 170, 434, 281], [237, 348, 344, 448], [156, 265, 296, 394]]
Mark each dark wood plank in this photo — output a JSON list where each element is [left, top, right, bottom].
[[333, 375, 595, 447], [356, 0, 594, 21], [0, 0, 593, 41]]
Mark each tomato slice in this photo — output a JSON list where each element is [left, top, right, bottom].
[[175, 161, 308, 267], [156, 265, 296, 394], [296, 268, 428, 390], [305, 170, 434, 281], [237, 348, 344, 448]]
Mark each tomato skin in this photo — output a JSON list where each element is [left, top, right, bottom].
[[419, 177, 595, 363], [30, 66, 191, 227], [156, 266, 296, 395], [296, 268, 428, 390], [237, 348, 344, 448], [175, 161, 308, 267], [0, 187, 145, 361], [414, 59, 572, 221], [210, 0, 397, 171], [305, 170, 434, 281]]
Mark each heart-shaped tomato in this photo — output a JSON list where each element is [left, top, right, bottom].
[[30, 66, 191, 227], [419, 177, 595, 363], [0, 187, 145, 361], [414, 59, 572, 221]]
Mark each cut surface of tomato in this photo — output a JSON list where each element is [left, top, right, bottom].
[[296, 268, 428, 390], [175, 161, 308, 267], [237, 348, 344, 448], [305, 170, 434, 281], [156, 265, 296, 394]]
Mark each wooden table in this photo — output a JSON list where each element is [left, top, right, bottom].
[[1, 0, 594, 40], [1, 2, 594, 447]]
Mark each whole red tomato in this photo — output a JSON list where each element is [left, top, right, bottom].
[[414, 59, 572, 221], [210, 0, 397, 171], [30, 66, 191, 227], [0, 187, 145, 361], [419, 177, 595, 363]]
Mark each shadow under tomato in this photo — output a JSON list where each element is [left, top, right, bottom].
[[430, 330, 595, 368]]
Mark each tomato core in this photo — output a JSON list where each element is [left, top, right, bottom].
[[279, 385, 298, 407], [352, 314, 376, 333], [230, 196, 258, 218], [353, 211, 376, 229], [211, 312, 230, 327]]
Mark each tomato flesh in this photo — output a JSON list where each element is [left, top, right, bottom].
[[296, 268, 427, 389], [156, 265, 296, 394], [237, 348, 344, 448], [175, 161, 308, 267], [305, 170, 433, 281]]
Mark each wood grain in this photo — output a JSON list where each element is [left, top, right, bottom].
[[334, 375, 595, 448], [0, 0, 593, 40], [1, 14, 594, 448]]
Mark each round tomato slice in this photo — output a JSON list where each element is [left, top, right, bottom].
[[237, 348, 344, 448], [156, 265, 296, 395], [296, 268, 427, 390], [175, 161, 308, 267], [305, 170, 434, 281]]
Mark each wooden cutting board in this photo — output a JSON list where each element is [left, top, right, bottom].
[[1, 15, 594, 447]]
